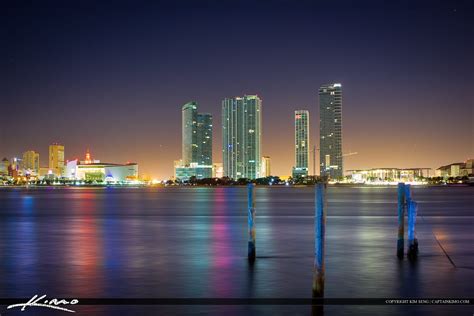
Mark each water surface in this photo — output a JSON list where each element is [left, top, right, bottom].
[[0, 186, 472, 315]]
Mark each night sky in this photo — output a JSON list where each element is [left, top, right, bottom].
[[2, 0, 473, 178]]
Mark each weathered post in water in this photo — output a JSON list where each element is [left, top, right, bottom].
[[397, 183, 406, 259], [313, 183, 327, 297], [407, 200, 419, 259], [404, 184, 412, 205], [247, 183, 256, 262]]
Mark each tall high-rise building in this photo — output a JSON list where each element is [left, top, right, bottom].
[[222, 95, 262, 179], [196, 113, 213, 166], [49, 143, 65, 177], [292, 110, 309, 178], [182, 102, 198, 166], [261, 156, 271, 177], [22, 150, 40, 175], [319, 83, 343, 178], [176, 102, 213, 180]]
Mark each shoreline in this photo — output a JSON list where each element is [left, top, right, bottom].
[[0, 183, 472, 189]]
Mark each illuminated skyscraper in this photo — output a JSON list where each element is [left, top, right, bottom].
[[22, 150, 40, 175], [49, 143, 65, 177], [182, 102, 198, 166], [176, 102, 213, 180], [292, 110, 309, 178], [222, 95, 262, 179], [319, 83, 343, 178]]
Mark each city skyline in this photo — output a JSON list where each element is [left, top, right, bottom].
[[2, 1, 472, 179]]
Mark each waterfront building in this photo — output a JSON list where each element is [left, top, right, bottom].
[[7, 158, 20, 177], [436, 159, 474, 177], [22, 150, 40, 175], [39, 167, 53, 178], [222, 95, 262, 179], [175, 163, 212, 181], [292, 110, 309, 178], [213, 163, 223, 178], [319, 83, 343, 179], [65, 150, 138, 182], [49, 143, 65, 177], [0, 158, 10, 176], [176, 102, 213, 180], [261, 156, 271, 177], [348, 168, 431, 183]]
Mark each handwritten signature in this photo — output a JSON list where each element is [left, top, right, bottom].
[[7, 294, 79, 313]]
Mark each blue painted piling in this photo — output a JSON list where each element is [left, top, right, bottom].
[[407, 200, 419, 259], [313, 183, 326, 297], [397, 183, 406, 259], [404, 184, 412, 204], [247, 183, 256, 262]]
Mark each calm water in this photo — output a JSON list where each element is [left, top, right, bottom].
[[0, 186, 472, 315]]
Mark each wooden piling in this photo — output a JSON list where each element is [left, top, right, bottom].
[[407, 200, 419, 259], [247, 183, 256, 262], [404, 184, 412, 204], [312, 183, 326, 297], [397, 183, 406, 259]]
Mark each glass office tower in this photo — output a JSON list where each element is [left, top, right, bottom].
[[177, 102, 213, 180], [319, 83, 343, 179], [222, 95, 262, 179], [293, 110, 309, 178]]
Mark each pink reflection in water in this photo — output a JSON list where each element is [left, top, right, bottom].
[[210, 188, 234, 295]]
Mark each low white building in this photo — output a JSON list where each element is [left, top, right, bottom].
[[66, 159, 138, 182]]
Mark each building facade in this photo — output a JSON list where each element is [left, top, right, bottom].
[[222, 95, 262, 179], [319, 83, 343, 179], [49, 143, 65, 177], [293, 110, 309, 178], [261, 156, 271, 177], [65, 151, 138, 182], [22, 150, 40, 175], [348, 168, 431, 183], [0, 158, 10, 176], [436, 159, 474, 177]]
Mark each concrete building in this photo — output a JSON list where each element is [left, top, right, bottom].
[[213, 163, 223, 178], [65, 150, 138, 182], [319, 83, 343, 179], [261, 156, 271, 177], [175, 163, 212, 181], [22, 150, 40, 175], [49, 143, 65, 177], [222, 95, 262, 179], [436, 159, 474, 177], [292, 110, 309, 178], [348, 168, 431, 183], [0, 158, 10, 176]]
